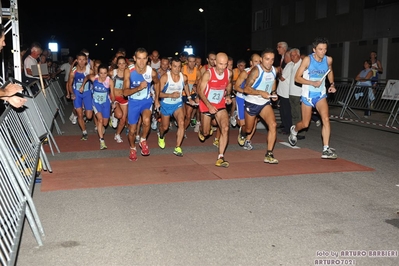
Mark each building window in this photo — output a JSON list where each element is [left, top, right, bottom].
[[316, 0, 327, 19], [265, 8, 272, 29], [295, 1, 305, 23], [253, 9, 272, 31], [254, 10, 264, 31], [337, 0, 349, 14], [281, 5, 289, 26]]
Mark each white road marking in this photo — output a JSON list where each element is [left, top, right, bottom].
[[279, 142, 301, 149]]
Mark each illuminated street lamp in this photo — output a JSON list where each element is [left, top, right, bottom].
[[199, 7, 207, 56]]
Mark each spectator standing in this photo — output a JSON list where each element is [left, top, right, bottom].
[[276, 41, 288, 74], [288, 48, 306, 139], [276, 50, 293, 135], [369, 51, 383, 87], [58, 55, 74, 95], [24, 42, 44, 93], [355, 59, 375, 117]]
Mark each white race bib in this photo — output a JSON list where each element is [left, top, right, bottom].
[[207, 88, 224, 104], [93, 91, 107, 104], [115, 79, 123, 89], [130, 87, 147, 100]]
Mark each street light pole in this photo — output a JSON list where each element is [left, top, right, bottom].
[[199, 8, 207, 56]]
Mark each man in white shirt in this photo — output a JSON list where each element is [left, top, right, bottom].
[[276, 50, 293, 134], [24, 43, 42, 83], [24, 42, 45, 94], [58, 55, 74, 94], [276, 41, 288, 73], [288, 48, 305, 139]]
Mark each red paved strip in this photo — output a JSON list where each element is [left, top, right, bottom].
[[41, 148, 374, 192], [43, 129, 268, 153]]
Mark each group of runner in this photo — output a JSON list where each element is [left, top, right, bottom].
[[66, 37, 338, 168]]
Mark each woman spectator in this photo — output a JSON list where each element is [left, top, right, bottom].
[[355, 59, 375, 116]]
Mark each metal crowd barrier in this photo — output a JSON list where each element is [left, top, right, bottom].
[[48, 78, 68, 111], [0, 104, 46, 266], [331, 79, 399, 126], [42, 78, 68, 124], [35, 81, 62, 135], [44, 80, 65, 125], [327, 78, 355, 116], [26, 80, 64, 136], [23, 98, 53, 173], [22, 80, 62, 156]]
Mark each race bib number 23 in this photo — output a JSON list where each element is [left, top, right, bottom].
[[207, 88, 224, 104]]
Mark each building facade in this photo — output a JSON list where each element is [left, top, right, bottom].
[[251, 0, 399, 80]]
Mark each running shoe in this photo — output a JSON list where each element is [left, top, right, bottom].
[[321, 147, 338, 160], [173, 146, 183, 157], [190, 118, 196, 127], [158, 133, 165, 149], [135, 135, 140, 143], [151, 117, 158, 131], [264, 152, 278, 164], [194, 122, 201, 133], [129, 149, 138, 161], [71, 115, 77, 125], [139, 140, 150, 156], [230, 112, 237, 127], [237, 127, 245, 146], [100, 141, 107, 150], [213, 138, 219, 148], [110, 113, 118, 128], [243, 140, 253, 150], [288, 125, 297, 146], [215, 157, 229, 168], [81, 133, 88, 141], [69, 113, 77, 124], [114, 134, 123, 143], [198, 130, 205, 142], [316, 120, 321, 127]]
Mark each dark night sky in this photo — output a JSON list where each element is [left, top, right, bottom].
[[14, 0, 252, 63]]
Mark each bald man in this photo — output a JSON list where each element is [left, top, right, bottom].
[[197, 52, 233, 167], [150, 50, 161, 70]]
